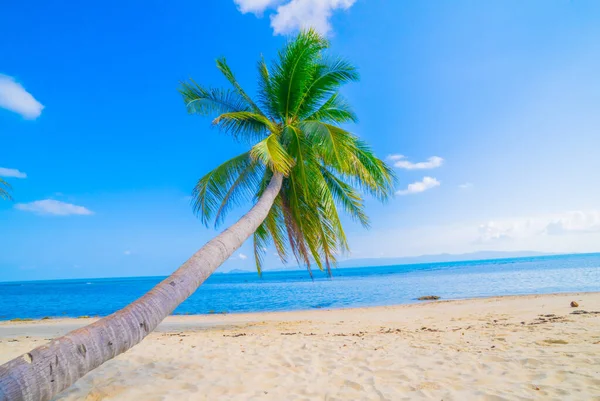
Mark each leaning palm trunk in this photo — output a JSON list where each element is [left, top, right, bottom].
[[0, 173, 283, 401]]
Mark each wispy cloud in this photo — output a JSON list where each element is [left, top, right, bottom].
[[475, 221, 514, 243], [543, 210, 600, 235], [348, 210, 600, 259], [387, 155, 444, 170], [0, 74, 44, 119], [473, 210, 600, 243], [0, 167, 27, 178], [124, 250, 132, 256], [15, 199, 93, 216], [396, 177, 440, 196], [233, 0, 356, 35], [234, 0, 280, 13], [238, 253, 248, 260], [459, 182, 473, 189]]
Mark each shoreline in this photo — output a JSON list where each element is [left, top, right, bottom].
[[2, 292, 599, 400], [1, 291, 597, 339], [1, 291, 598, 328]]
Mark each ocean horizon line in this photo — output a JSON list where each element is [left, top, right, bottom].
[[2, 251, 599, 285]]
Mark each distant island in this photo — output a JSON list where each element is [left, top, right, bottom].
[[227, 269, 252, 274]]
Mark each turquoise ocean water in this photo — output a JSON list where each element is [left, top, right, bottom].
[[0, 253, 598, 321]]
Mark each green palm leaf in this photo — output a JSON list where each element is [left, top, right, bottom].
[[213, 111, 276, 136], [250, 134, 295, 175], [306, 93, 357, 124], [320, 167, 369, 227], [192, 152, 261, 226], [295, 57, 359, 119], [216, 57, 263, 115], [270, 29, 328, 120], [257, 56, 279, 120], [179, 81, 265, 141]]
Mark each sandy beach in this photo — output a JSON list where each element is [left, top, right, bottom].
[[1, 292, 599, 400]]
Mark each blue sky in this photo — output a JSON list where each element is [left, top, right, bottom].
[[2, 0, 600, 281]]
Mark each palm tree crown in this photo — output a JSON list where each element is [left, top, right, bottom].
[[179, 30, 395, 276]]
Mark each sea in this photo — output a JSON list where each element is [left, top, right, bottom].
[[1, 253, 599, 321]]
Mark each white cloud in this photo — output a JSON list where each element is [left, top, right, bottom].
[[234, 0, 280, 13], [0, 167, 27, 178], [124, 250, 132, 256], [0, 74, 44, 119], [15, 199, 93, 216], [238, 253, 248, 260], [543, 211, 600, 235], [475, 221, 514, 243], [271, 0, 355, 35], [233, 0, 356, 35], [349, 210, 600, 259], [387, 155, 444, 170], [473, 210, 600, 243], [459, 182, 474, 189], [396, 177, 440, 195]]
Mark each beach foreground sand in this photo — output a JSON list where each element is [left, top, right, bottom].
[[1, 293, 599, 400]]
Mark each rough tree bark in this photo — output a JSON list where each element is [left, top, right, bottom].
[[0, 173, 284, 401]]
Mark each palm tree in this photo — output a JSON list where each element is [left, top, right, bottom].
[[0, 178, 12, 201], [0, 30, 394, 401]]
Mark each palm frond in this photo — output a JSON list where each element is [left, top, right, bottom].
[[349, 139, 396, 201], [213, 158, 264, 227], [250, 134, 295, 175], [216, 57, 264, 115], [312, 163, 352, 264], [257, 55, 279, 120], [314, 210, 339, 277], [300, 121, 357, 170], [180, 80, 248, 116], [295, 57, 359, 119], [315, 172, 349, 254], [305, 93, 357, 124], [213, 111, 275, 138], [253, 225, 269, 276], [300, 121, 395, 201], [320, 167, 369, 227], [281, 183, 316, 277], [270, 29, 329, 120], [263, 197, 289, 263], [192, 152, 261, 227], [179, 80, 266, 141]]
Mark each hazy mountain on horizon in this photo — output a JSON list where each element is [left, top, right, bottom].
[[336, 250, 554, 268], [223, 250, 559, 273]]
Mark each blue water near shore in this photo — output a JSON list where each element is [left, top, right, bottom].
[[1, 253, 599, 321]]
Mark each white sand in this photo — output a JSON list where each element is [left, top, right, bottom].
[[1, 292, 599, 400]]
